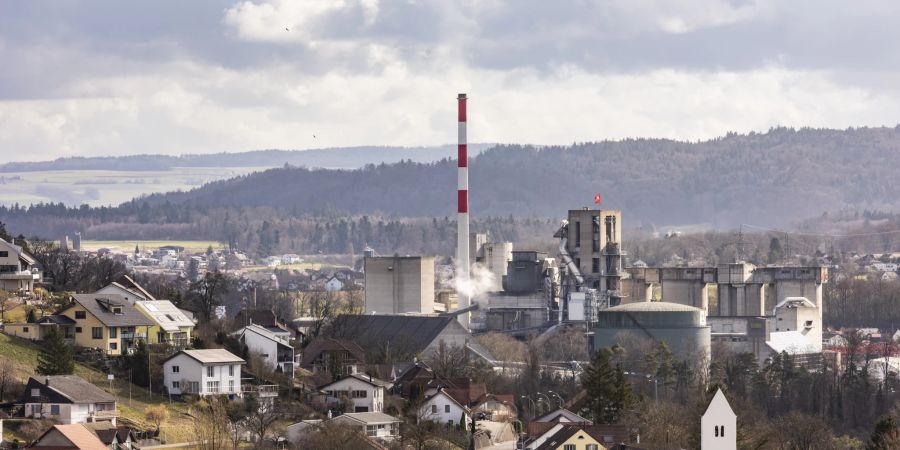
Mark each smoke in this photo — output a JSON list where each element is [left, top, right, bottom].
[[455, 263, 497, 301]]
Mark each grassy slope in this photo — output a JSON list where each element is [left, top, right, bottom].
[[0, 334, 195, 443]]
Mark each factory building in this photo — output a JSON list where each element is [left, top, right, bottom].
[[623, 263, 827, 362], [364, 256, 435, 315], [593, 302, 711, 360], [469, 233, 513, 292]]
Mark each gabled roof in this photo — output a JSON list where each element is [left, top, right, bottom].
[[235, 323, 291, 345], [536, 408, 592, 424], [66, 294, 154, 327], [319, 373, 392, 390], [423, 388, 470, 412], [34, 424, 108, 450], [83, 422, 120, 445], [331, 412, 401, 425], [24, 375, 116, 404], [37, 315, 76, 325], [113, 274, 155, 300], [300, 338, 366, 366], [533, 425, 626, 450], [0, 237, 36, 265], [766, 331, 818, 355], [165, 348, 246, 365], [327, 315, 456, 356], [135, 300, 194, 332]]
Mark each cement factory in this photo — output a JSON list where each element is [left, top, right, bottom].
[[361, 94, 828, 366]]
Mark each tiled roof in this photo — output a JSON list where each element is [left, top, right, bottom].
[[26, 375, 116, 404], [170, 348, 245, 365], [37, 424, 108, 450], [67, 294, 154, 327]]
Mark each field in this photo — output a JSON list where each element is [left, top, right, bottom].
[[0, 334, 195, 443], [0, 166, 271, 207], [81, 240, 225, 253]]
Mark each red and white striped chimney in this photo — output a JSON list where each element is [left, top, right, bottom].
[[457, 93, 470, 314]]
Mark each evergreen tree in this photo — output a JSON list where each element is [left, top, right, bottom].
[[869, 415, 900, 450], [125, 340, 151, 387], [36, 327, 75, 375], [26, 308, 37, 323], [581, 347, 635, 424]]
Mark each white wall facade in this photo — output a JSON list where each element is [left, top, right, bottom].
[[701, 389, 736, 450], [418, 391, 469, 426], [322, 377, 384, 412], [163, 354, 243, 397]]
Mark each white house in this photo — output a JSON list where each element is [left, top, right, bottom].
[[324, 276, 344, 292], [162, 349, 245, 398], [330, 412, 401, 441], [0, 237, 40, 294], [95, 275, 155, 305], [701, 388, 736, 450], [418, 388, 470, 427], [22, 376, 118, 425], [318, 373, 391, 413], [281, 254, 303, 265], [232, 324, 295, 377]]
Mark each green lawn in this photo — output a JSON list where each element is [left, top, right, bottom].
[[0, 334, 194, 442]]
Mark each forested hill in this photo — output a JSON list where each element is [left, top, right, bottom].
[[0, 144, 493, 172], [127, 126, 900, 227]]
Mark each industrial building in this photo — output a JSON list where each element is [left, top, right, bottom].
[[592, 301, 711, 360], [364, 256, 435, 315]]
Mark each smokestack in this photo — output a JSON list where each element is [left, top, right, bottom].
[[457, 93, 470, 324]]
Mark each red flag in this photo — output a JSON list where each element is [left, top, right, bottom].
[[594, 194, 601, 205]]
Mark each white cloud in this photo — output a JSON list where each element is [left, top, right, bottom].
[[2, 0, 900, 162]]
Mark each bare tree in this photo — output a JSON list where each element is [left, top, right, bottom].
[[191, 397, 231, 450]]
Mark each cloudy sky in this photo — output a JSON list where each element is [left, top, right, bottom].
[[2, 0, 900, 162]]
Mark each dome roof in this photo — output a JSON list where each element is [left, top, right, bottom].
[[606, 301, 704, 313]]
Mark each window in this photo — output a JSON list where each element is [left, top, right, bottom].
[[172, 381, 180, 389], [588, 445, 600, 450], [92, 327, 103, 339], [445, 405, 451, 413], [229, 380, 234, 392], [31, 388, 40, 397], [564, 445, 576, 450], [75, 311, 86, 319], [366, 425, 376, 437], [0, 251, 8, 257], [206, 381, 219, 393], [431, 405, 437, 414], [109, 327, 117, 338], [188, 382, 199, 393], [575, 221, 581, 246], [110, 343, 117, 350], [50, 404, 60, 415], [172, 365, 180, 373], [23, 327, 28, 333], [207, 366, 214, 377], [112, 307, 122, 314], [228, 365, 234, 376], [75, 327, 82, 333], [352, 390, 367, 398], [592, 258, 600, 273]]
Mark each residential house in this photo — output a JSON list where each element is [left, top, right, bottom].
[[21, 375, 118, 425], [58, 294, 155, 356], [162, 349, 245, 398], [83, 421, 133, 450], [324, 275, 344, 292], [316, 373, 391, 413], [535, 408, 592, 424], [32, 424, 108, 450], [134, 300, 194, 347], [281, 254, 303, 265], [471, 393, 516, 421], [0, 237, 40, 294], [233, 309, 294, 340], [526, 424, 627, 450], [330, 412, 401, 441], [95, 275, 155, 304], [418, 388, 470, 427], [300, 338, 367, 376], [701, 388, 736, 450], [286, 417, 394, 449], [233, 323, 295, 377], [3, 314, 76, 342], [326, 315, 495, 362]]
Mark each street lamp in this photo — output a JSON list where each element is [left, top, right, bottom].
[[547, 390, 564, 409], [520, 395, 536, 419], [536, 393, 551, 414]]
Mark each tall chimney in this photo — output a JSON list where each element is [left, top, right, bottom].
[[457, 93, 470, 324]]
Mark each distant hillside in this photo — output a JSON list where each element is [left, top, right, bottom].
[[126, 127, 900, 227], [0, 145, 493, 172]]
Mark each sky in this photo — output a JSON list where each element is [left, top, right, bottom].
[[3, 0, 900, 162]]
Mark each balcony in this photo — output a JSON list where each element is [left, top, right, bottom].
[[120, 332, 147, 340], [90, 409, 119, 419], [0, 270, 34, 280], [243, 384, 279, 398]]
